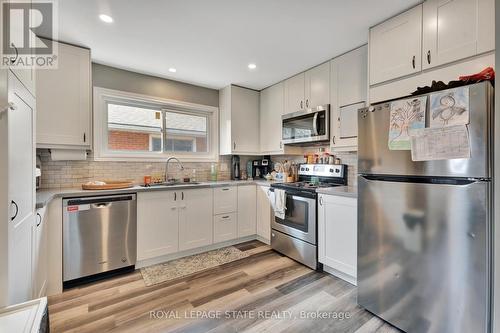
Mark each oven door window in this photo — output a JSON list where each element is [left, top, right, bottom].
[[282, 111, 326, 140], [276, 195, 309, 232]]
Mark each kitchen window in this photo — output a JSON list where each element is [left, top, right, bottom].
[[94, 87, 218, 162]]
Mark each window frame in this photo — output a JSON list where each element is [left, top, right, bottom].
[[94, 87, 219, 162]]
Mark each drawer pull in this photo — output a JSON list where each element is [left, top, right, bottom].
[[222, 215, 230, 219], [222, 188, 230, 191]]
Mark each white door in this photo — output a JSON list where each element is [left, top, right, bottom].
[[284, 73, 305, 114], [237, 185, 257, 238], [137, 191, 179, 260], [423, 0, 481, 69], [336, 46, 367, 107], [36, 41, 91, 148], [318, 195, 357, 282], [305, 62, 330, 108], [369, 5, 422, 85], [5, 0, 36, 96], [259, 82, 285, 154], [256, 186, 272, 242], [8, 73, 35, 304], [32, 207, 48, 298], [230, 86, 260, 154], [179, 189, 213, 251], [477, 0, 495, 54]]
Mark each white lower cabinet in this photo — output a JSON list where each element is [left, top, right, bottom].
[[214, 213, 237, 243], [318, 194, 357, 284], [137, 191, 179, 260], [256, 185, 273, 243], [237, 185, 257, 237], [178, 188, 214, 251], [32, 207, 48, 299], [214, 187, 237, 215]]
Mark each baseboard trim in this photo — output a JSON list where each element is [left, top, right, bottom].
[[136, 235, 258, 269], [323, 264, 357, 286]]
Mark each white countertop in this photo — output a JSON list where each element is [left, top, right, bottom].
[[316, 186, 357, 198], [36, 179, 275, 209]]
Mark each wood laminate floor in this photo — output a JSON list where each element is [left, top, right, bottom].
[[48, 241, 401, 333]]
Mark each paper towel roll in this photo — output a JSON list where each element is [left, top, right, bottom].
[[50, 149, 87, 161]]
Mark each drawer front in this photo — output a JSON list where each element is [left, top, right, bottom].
[[214, 187, 237, 214], [214, 213, 237, 243]]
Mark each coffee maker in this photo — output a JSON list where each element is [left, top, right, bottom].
[[231, 155, 241, 180], [251, 156, 271, 179]]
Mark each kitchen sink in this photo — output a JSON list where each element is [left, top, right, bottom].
[[141, 181, 201, 187]]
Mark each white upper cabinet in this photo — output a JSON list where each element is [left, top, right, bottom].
[[260, 83, 303, 155], [304, 62, 330, 108], [284, 64, 330, 114], [369, 5, 422, 85], [330, 46, 367, 150], [219, 85, 260, 155], [284, 73, 305, 114], [422, 0, 494, 70], [36, 41, 91, 149]]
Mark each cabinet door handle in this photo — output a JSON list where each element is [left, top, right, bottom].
[[319, 197, 323, 206], [300, 100, 303, 109], [10, 200, 18, 221], [36, 213, 42, 227], [233, 142, 236, 150], [426, 50, 431, 64], [174, 192, 177, 201], [306, 99, 309, 108], [83, 132, 86, 143], [181, 191, 184, 200], [332, 136, 336, 145], [412, 56, 416, 69], [10, 43, 18, 64]]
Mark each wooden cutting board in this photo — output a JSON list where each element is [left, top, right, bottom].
[[82, 180, 134, 190]]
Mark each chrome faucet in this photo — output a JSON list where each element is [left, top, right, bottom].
[[165, 157, 184, 182]]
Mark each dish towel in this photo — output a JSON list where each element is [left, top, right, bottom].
[[274, 189, 286, 219]]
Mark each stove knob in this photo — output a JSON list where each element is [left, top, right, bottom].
[[335, 169, 340, 173], [306, 168, 309, 171], [330, 168, 334, 173], [300, 168, 304, 171]]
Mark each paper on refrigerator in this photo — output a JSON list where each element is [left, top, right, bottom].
[[410, 125, 471, 161], [430, 86, 470, 128], [388, 96, 427, 150]]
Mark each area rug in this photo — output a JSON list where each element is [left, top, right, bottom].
[[140, 246, 250, 286]]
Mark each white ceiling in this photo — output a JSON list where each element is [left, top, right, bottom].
[[58, 0, 421, 90]]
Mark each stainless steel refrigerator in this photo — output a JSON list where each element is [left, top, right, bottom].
[[357, 81, 493, 333]]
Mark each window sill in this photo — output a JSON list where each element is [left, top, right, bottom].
[[93, 154, 220, 163]]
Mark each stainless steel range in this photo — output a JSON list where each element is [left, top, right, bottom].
[[270, 164, 347, 269]]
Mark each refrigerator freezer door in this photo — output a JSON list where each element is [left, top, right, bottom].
[[358, 82, 493, 178], [357, 176, 490, 333]]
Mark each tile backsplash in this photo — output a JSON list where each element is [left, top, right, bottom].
[[38, 149, 358, 189], [38, 149, 233, 189]]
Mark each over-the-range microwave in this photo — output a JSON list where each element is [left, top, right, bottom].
[[281, 104, 330, 145]]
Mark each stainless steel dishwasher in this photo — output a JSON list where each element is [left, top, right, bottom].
[[63, 194, 137, 282]]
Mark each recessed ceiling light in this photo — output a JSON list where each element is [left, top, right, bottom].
[[168, 68, 177, 73], [248, 63, 257, 70], [99, 14, 113, 23]]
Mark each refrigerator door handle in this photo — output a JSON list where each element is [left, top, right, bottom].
[[359, 174, 484, 186]]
